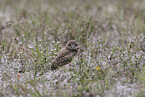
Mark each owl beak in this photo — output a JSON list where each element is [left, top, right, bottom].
[[72, 45, 79, 49], [71, 45, 75, 49]]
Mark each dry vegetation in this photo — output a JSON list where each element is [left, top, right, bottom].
[[0, 0, 145, 96]]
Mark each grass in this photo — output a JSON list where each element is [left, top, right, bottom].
[[0, 0, 145, 96]]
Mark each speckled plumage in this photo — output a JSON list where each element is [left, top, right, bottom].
[[51, 40, 79, 70]]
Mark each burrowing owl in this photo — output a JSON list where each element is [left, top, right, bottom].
[[51, 40, 79, 70]]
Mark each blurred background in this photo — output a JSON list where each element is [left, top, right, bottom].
[[0, 0, 145, 96]]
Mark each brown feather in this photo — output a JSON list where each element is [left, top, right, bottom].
[[51, 40, 79, 70]]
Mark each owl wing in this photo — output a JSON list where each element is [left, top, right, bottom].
[[51, 49, 74, 70], [55, 49, 73, 64]]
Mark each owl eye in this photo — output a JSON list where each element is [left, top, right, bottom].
[[68, 44, 71, 46], [74, 44, 77, 46]]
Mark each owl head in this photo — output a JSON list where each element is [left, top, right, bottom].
[[65, 40, 79, 50]]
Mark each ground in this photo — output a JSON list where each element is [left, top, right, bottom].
[[0, 0, 145, 97]]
